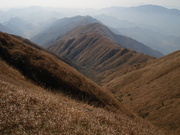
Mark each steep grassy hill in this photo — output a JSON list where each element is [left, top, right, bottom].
[[104, 51, 180, 135], [0, 31, 123, 110], [0, 32, 164, 134], [47, 23, 179, 134], [31, 16, 99, 47], [0, 59, 163, 135], [49, 23, 162, 57], [11, 34, 83, 71], [48, 23, 154, 82]]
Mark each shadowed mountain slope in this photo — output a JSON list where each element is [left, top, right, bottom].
[[31, 16, 99, 47], [51, 23, 162, 57], [0, 31, 124, 110], [0, 56, 164, 135], [11, 34, 83, 71], [47, 23, 179, 134], [104, 50, 180, 135], [48, 23, 154, 82]]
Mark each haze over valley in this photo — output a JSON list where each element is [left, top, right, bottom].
[[0, 1, 179, 135]]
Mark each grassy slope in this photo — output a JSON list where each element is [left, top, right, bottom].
[[0, 32, 123, 110], [104, 51, 180, 135], [55, 23, 163, 57], [0, 36, 164, 134], [31, 16, 99, 46], [11, 34, 83, 72], [48, 24, 153, 83]]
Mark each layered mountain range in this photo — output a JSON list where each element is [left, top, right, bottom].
[[31, 16, 162, 57], [0, 6, 179, 135], [1, 5, 180, 54], [46, 19, 179, 135], [0, 31, 165, 135], [104, 50, 180, 135], [31, 16, 99, 46], [48, 22, 156, 81]]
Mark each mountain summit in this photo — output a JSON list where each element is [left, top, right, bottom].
[[31, 16, 99, 46], [48, 23, 161, 76]]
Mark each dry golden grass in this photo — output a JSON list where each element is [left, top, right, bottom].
[[48, 25, 152, 84], [0, 59, 164, 135], [104, 50, 180, 135], [0, 31, 123, 111]]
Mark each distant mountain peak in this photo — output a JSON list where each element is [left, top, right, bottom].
[[31, 16, 100, 46], [6, 16, 26, 24]]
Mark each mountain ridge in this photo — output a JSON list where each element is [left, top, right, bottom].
[[0, 5, 179, 135], [104, 50, 180, 135], [31, 16, 100, 46], [48, 23, 155, 83], [0, 54, 164, 135], [0, 31, 124, 111], [52, 22, 163, 57]]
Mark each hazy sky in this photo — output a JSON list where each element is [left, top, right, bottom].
[[0, 0, 180, 10]]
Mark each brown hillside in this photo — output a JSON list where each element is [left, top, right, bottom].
[[104, 50, 180, 135], [0, 57, 164, 134], [53, 23, 163, 57], [48, 23, 153, 82], [11, 34, 82, 71], [0, 31, 124, 111], [31, 16, 99, 46]]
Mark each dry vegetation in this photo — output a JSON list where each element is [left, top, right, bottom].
[[0, 32, 123, 110], [45, 23, 179, 135], [104, 51, 180, 135], [0, 58, 164, 135], [0, 29, 177, 134], [48, 24, 152, 83]]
